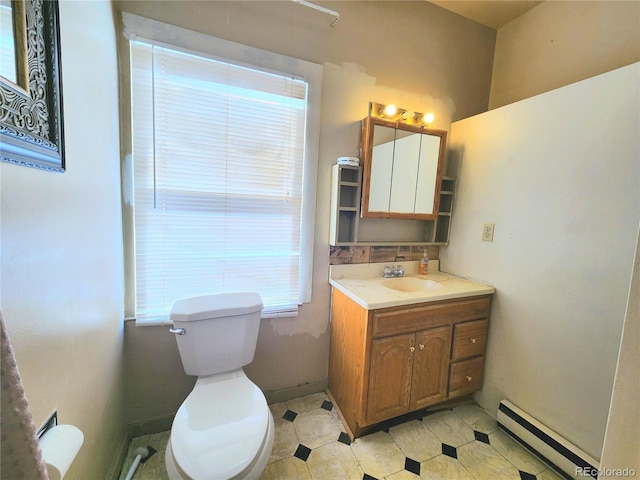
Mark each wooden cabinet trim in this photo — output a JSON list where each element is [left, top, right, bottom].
[[328, 289, 370, 434]]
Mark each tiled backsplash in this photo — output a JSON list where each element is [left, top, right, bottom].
[[329, 245, 440, 265]]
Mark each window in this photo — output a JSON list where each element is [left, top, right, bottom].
[[127, 28, 320, 323]]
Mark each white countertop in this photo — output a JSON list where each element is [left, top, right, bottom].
[[329, 260, 495, 310]]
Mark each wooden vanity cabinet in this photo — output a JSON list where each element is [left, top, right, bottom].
[[328, 289, 491, 439]]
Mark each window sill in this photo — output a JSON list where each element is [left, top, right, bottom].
[[126, 317, 172, 327], [126, 311, 296, 327]]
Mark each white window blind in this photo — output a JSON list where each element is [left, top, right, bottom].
[[130, 39, 311, 322]]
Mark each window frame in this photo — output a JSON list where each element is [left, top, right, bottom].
[[121, 13, 322, 324]]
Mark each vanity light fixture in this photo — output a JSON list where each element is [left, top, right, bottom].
[[370, 101, 435, 127], [401, 111, 416, 120]]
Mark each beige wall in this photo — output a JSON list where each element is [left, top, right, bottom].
[[114, 0, 497, 427], [445, 63, 639, 459], [490, 1, 640, 109], [0, 1, 126, 478]]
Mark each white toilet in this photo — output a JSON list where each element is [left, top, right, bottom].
[[165, 292, 274, 480]]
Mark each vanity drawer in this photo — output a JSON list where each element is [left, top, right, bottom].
[[373, 296, 490, 338], [451, 319, 488, 361], [448, 356, 485, 398]]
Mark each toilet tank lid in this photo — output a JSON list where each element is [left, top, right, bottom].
[[170, 293, 263, 322]]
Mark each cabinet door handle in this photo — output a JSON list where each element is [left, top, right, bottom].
[[470, 338, 477, 344], [419, 344, 425, 350], [409, 346, 415, 353], [466, 375, 473, 382]]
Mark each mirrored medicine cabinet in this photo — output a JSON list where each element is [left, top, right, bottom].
[[329, 103, 454, 247], [361, 115, 447, 220]]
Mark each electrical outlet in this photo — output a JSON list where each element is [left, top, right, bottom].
[[482, 223, 495, 242]]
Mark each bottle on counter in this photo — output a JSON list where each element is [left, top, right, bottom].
[[419, 249, 429, 275]]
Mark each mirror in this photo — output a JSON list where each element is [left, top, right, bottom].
[[0, 0, 17, 83], [361, 115, 446, 220], [0, 0, 28, 91]]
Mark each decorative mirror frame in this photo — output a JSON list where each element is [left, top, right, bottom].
[[0, 0, 65, 172]]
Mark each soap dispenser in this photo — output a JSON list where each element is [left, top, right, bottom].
[[419, 249, 429, 275]]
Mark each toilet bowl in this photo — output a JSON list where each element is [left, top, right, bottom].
[[165, 370, 274, 480], [165, 293, 274, 480]]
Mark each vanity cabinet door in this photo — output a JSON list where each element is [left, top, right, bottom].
[[366, 334, 414, 424], [410, 326, 452, 410], [366, 326, 453, 424]]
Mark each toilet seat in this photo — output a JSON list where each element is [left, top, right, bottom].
[[169, 370, 271, 480]]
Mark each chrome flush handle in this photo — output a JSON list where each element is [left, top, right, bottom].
[[169, 328, 186, 335]]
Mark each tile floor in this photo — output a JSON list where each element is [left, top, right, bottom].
[[119, 392, 566, 480]]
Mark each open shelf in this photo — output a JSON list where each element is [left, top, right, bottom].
[[330, 164, 362, 245], [330, 166, 455, 247], [433, 176, 455, 244]]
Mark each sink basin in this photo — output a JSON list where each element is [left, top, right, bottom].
[[381, 277, 442, 292]]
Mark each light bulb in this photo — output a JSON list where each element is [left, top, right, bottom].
[[382, 104, 397, 117], [422, 112, 435, 124]]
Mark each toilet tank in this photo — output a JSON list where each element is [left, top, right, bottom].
[[170, 293, 263, 376]]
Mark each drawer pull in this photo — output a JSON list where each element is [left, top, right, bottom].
[[470, 338, 477, 344], [419, 344, 425, 350], [466, 376, 473, 382], [409, 346, 415, 353]]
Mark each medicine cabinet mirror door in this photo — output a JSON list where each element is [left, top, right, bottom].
[[361, 116, 447, 220]]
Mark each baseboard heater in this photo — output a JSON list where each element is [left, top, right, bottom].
[[497, 400, 600, 480]]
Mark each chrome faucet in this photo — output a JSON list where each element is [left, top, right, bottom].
[[383, 264, 405, 278]]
